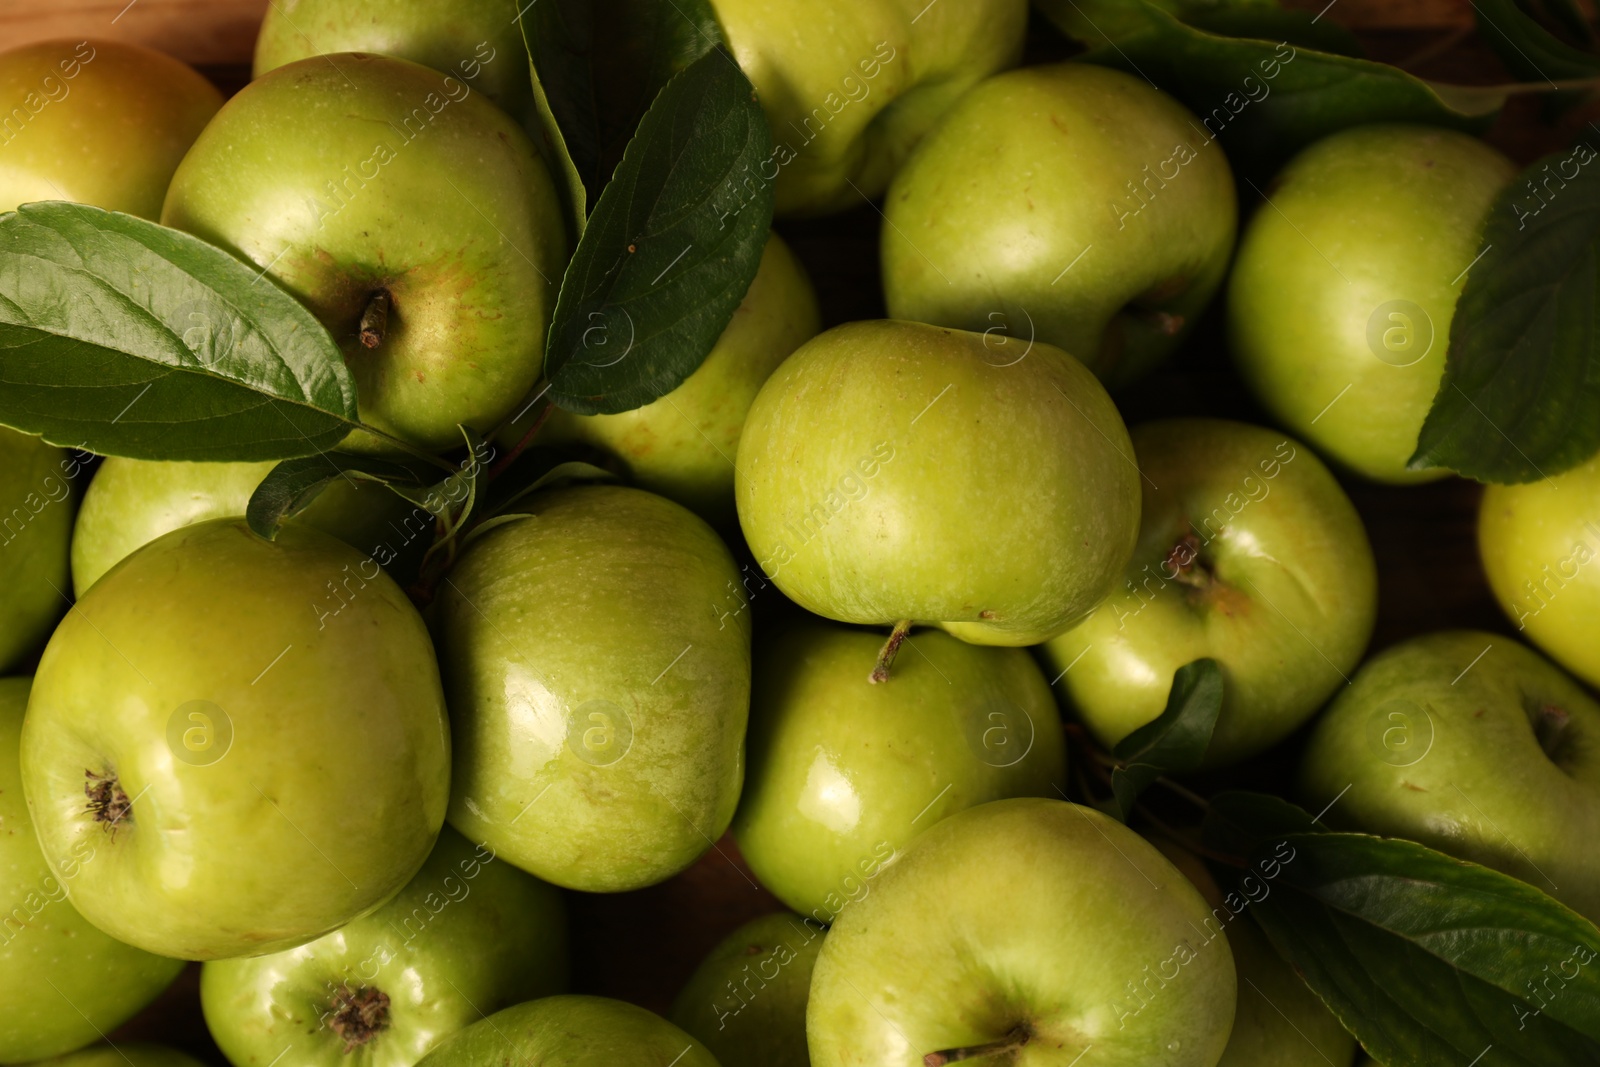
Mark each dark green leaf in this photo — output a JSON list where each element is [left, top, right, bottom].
[[1203, 792, 1600, 1065], [1410, 140, 1600, 482], [1107, 658, 1223, 820], [1473, 0, 1600, 84], [0, 202, 360, 460], [246, 452, 431, 541], [1035, 0, 1283, 44], [545, 46, 772, 415]]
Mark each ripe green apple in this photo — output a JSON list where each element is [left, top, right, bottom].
[[0, 429, 76, 672], [434, 485, 749, 892], [71, 457, 417, 596], [710, 0, 1027, 216], [0, 39, 220, 217], [1229, 125, 1516, 484], [161, 53, 566, 453], [253, 0, 532, 121], [1479, 452, 1600, 690], [735, 320, 1141, 647], [733, 617, 1066, 918], [1, 677, 184, 1063], [21, 517, 451, 960], [882, 62, 1237, 389], [415, 995, 719, 1066], [670, 911, 824, 1067], [807, 797, 1236, 1066], [1300, 630, 1600, 922], [29, 1043, 208, 1067], [1043, 419, 1377, 768], [519, 232, 820, 529], [201, 825, 567, 1067]]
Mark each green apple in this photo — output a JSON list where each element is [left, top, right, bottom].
[[882, 62, 1237, 389], [1479, 452, 1600, 690], [201, 825, 567, 1067], [0, 429, 76, 672], [1229, 125, 1516, 484], [518, 232, 820, 529], [0, 39, 220, 217], [735, 319, 1141, 647], [161, 53, 567, 453], [1043, 419, 1376, 767], [807, 797, 1236, 1066], [1, 677, 184, 1063], [71, 457, 418, 596], [709, 0, 1027, 216], [670, 911, 824, 1067], [1300, 630, 1600, 922], [253, 0, 532, 121], [21, 517, 450, 960], [434, 485, 749, 892], [733, 617, 1066, 918], [28, 1043, 208, 1067], [415, 995, 719, 1066]]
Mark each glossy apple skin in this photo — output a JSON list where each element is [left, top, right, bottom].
[[734, 618, 1066, 917], [0, 39, 220, 217], [0, 678, 184, 1063], [21, 518, 451, 960], [416, 995, 719, 1066], [161, 53, 566, 453], [526, 233, 820, 529], [71, 457, 417, 596], [1229, 125, 1516, 484], [736, 321, 1140, 646], [670, 911, 824, 1067], [883, 63, 1237, 389], [1300, 630, 1600, 922], [201, 825, 567, 1067], [1479, 453, 1600, 689], [253, 0, 532, 121], [1043, 419, 1377, 767], [710, 0, 1027, 216], [807, 797, 1236, 1066], [0, 429, 75, 672], [434, 486, 750, 892], [29, 1043, 208, 1067]]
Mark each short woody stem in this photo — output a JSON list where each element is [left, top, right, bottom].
[[924, 1026, 1030, 1065], [868, 619, 914, 684]]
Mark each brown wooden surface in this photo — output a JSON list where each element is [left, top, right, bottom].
[[60, 1, 1594, 1060]]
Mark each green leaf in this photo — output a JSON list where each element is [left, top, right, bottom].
[[1410, 141, 1600, 483], [1473, 0, 1600, 84], [1035, 0, 1283, 44], [1106, 658, 1223, 820], [0, 202, 360, 461], [246, 452, 431, 541], [544, 45, 772, 415], [1203, 792, 1600, 1065]]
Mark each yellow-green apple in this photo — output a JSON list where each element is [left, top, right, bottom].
[[0, 39, 220, 217], [1229, 125, 1516, 483], [670, 911, 824, 1067], [882, 63, 1237, 389], [735, 320, 1141, 647], [733, 617, 1066, 918], [709, 0, 1028, 216], [1043, 419, 1376, 767], [415, 995, 719, 1066], [807, 797, 1236, 1066], [0, 429, 75, 671], [162, 53, 566, 453], [516, 232, 820, 528], [433, 485, 749, 892], [21, 518, 451, 960], [1, 677, 183, 1063], [1479, 453, 1600, 689], [201, 826, 567, 1067], [29, 1044, 208, 1067], [1301, 630, 1600, 922]]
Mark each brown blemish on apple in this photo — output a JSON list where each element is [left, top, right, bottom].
[[1050, 114, 1068, 135], [1402, 782, 1427, 792], [329, 984, 391, 1051], [84, 769, 131, 836]]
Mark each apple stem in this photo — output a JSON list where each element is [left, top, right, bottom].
[[1166, 532, 1212, 590], [868, 620, 914, 684], [924, 1026, 1030, 1065], [359, 289, 392, 349]]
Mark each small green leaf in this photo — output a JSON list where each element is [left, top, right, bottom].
[[544, 46, 773, 415], [1410, 140, 1600, 482], [1107, 658, 1223, 820], [1472, 0, 1600, 84], [0, 202, 360, 461], [246, 453, 431, 541]]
